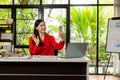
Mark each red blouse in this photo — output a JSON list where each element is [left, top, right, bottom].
[[29, 34, 64, 56]]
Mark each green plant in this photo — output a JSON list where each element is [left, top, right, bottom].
[[70, 6, 113, 62]]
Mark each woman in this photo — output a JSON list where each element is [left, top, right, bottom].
[[29, 19, 64, 56]]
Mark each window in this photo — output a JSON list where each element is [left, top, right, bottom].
[[98, 6, 114, 74], [16, 8, 38, 46], [44, 8, 66, 41]]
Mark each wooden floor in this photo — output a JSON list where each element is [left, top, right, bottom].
[[89, 75, 120, 80]]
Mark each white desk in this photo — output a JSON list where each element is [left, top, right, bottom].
[[0, 57, 89, 80]]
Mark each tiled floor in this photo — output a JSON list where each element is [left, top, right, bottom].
[[89, 75, 120, 80]]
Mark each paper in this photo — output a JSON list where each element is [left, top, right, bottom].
[[106, 19, 120, 52], [31, 55, 58, 60]]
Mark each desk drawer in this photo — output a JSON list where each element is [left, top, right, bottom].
[[0, 62, 87, 74], [0, 75, 86, 80]]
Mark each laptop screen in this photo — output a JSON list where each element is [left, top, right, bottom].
[[64, 43, 88, 58]]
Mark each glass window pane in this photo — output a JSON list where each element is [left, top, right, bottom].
[[16, 20, 34, 33], [0, 0, 12, 5], [44, 8, 66, 56], [98, 6, 114, 74], [16, 8, 38, 19], [16, 34, 31, 45], [43, 0, 68, 4], [15, 0, 40, 5], [99, 0, 114, 4], [44, 8, 66, 41], [70, 0, 97, 4], [70, 6, 97, 74], [16, 8, 38, 45]]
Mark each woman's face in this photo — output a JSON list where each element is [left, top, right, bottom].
[[36, 21, 46, 33]]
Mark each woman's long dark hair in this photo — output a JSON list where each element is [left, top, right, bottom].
[[33, 19, 45, 38]]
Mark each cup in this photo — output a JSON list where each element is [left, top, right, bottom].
[[1, 50, 7, 57]]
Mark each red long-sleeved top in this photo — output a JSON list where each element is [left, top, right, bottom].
[[29, 34, 64, 56]]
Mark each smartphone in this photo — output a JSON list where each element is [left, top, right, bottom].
[[59, 26, 63, 32]]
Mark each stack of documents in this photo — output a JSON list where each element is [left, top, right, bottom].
[[31, 55, 58, 60]]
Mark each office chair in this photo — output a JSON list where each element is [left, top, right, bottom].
[[54, 49, 58, 56]]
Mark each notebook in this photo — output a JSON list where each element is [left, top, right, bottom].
[[60, 43, 88, 58]]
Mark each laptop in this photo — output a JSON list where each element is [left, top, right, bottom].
[[60, 43, 88, 58]]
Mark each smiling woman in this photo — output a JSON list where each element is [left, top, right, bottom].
[[29, 19, 65, 56]]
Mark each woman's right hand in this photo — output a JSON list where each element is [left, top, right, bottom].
[[59, 31, 64, 42], [32, 35, 40, 46]]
